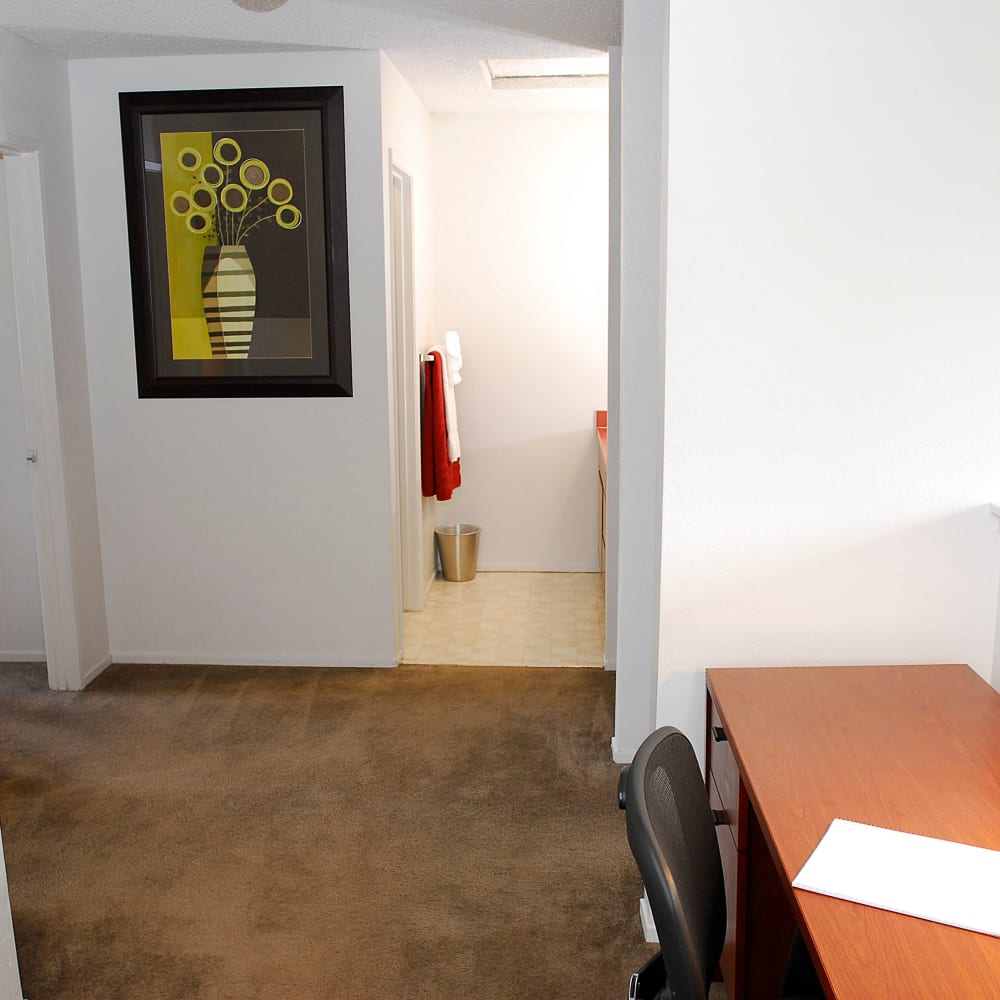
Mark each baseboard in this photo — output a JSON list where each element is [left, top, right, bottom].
[[0, 651, 45, 663], [639, 892, 658, 943], [611, 735, 634, 764], [82, 654, 112, 688], [475, 564, 602, 573], [109, 652, 398, 668]]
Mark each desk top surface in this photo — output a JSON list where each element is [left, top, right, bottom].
[[706, 663, 1000, 1000]]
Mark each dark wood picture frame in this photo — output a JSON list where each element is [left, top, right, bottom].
[[119, 86, 352, 398]]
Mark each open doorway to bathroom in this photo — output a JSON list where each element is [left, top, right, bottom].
[[397, 110, 609, 669]]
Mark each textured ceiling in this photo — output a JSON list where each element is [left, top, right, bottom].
[[0, 0, 620, 112]]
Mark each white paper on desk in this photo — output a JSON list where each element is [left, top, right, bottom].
[[792, 818, 1000, 938]]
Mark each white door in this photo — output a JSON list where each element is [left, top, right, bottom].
[[1, 143, 83, 691], [0, 159, 46, 666], [390, 162, 424, 612]]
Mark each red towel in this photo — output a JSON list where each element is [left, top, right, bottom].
[[421, 350, 461, 501]]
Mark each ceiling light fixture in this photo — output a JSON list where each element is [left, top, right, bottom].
[[229, 0, 290, 11]]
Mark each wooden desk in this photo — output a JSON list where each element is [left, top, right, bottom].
[[705, 664, 1000, 1000]]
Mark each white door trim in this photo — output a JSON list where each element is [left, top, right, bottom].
[[2, 138, 82, 691], [0, 824, 23, 1000], [389, 156, 424, 614]]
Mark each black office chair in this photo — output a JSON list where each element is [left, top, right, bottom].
[[618, 726, 824, 1000]]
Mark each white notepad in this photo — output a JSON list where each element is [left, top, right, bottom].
[[792, 818, 1000, 938]]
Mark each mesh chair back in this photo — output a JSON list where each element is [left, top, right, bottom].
[[623, 727, 726, 1000]]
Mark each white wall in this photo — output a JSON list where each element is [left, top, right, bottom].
[[605, 45, 622, 673], [0, 28, 109, 684], [69, 51, 398, 666], [659, 0, 1000, 748], [431, 112, 609, 571], [611, 0, 670, 761], [0, 826, 20, 1000], [0, 163, 44, 663]]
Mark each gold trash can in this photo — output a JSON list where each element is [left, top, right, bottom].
[[435, 524, 480, 582]]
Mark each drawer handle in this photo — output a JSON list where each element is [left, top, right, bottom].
[[712, 725, 727, 743], [712, 809, 727, 827]]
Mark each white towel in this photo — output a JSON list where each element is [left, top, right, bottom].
[[429, 344, 461, 462], [444, 330, 463, 386]]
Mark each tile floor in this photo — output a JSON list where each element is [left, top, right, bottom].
[[402, 571, 605, 667]]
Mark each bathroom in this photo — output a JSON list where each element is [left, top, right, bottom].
[[391, 106, 610, 668]]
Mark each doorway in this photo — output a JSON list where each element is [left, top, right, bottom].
[[0, 143, 83, 692], [389, 158, 425, 617], [402, 571, 605, 666], [394, 111, 610, 669]]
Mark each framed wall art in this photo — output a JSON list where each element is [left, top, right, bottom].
[[119, 86, 352, 397]]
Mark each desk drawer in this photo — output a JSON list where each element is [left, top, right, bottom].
[[708, 771, 738, 850], [707, 698, 747, 850]]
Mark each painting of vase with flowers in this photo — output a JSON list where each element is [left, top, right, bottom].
[[120, 86, 352, 398], [161, 130, 308, 361]]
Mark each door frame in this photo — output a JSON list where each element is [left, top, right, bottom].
[[388, 155, 424, 615], [1, 135, 82, 691]]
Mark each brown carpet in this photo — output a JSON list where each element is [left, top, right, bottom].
[[0, 662, 654, 999]]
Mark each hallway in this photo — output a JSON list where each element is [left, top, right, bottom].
[[402, 572, 605, 667]]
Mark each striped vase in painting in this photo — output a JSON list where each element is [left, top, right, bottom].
[[201, 244, 257, 359]]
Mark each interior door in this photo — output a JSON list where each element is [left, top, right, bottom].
[[0, 159, 46, 667]]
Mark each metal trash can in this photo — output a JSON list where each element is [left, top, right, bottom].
[[435, 523, 480, 582]]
